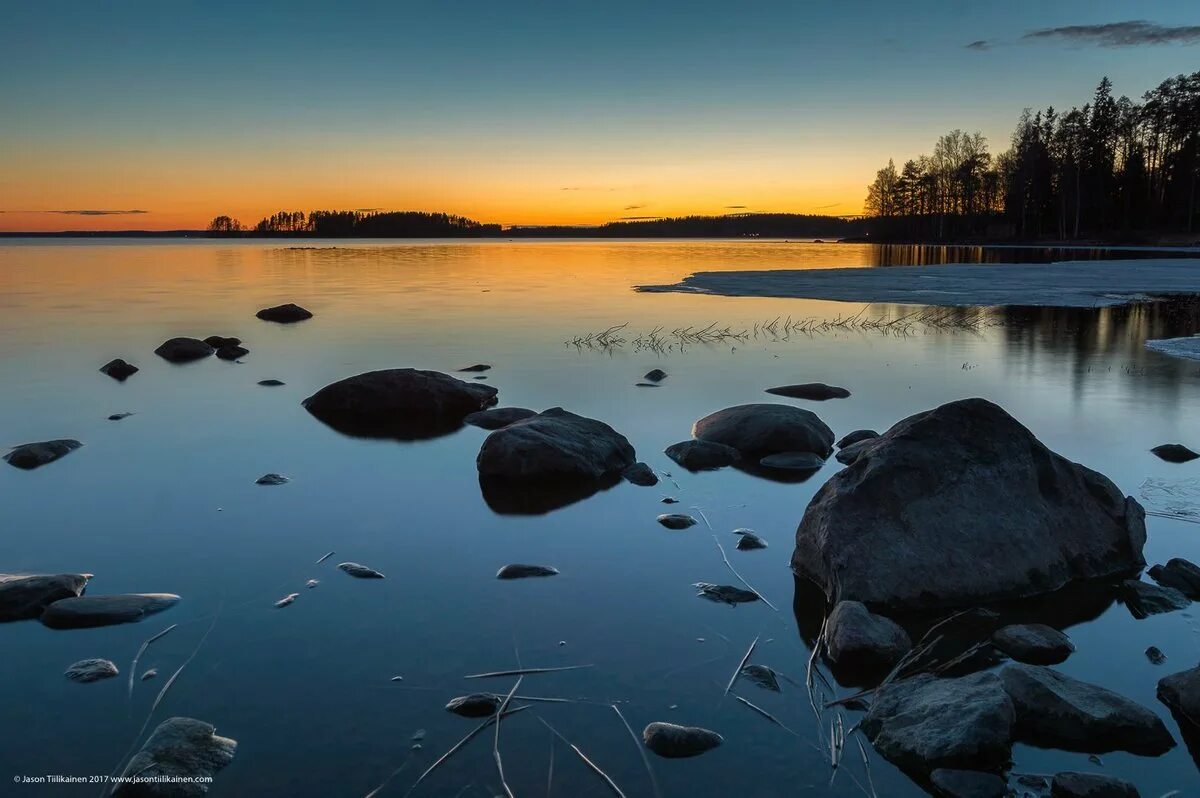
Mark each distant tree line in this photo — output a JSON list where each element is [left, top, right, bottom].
[[865, 71, 1200, 241], [506, 213, 857, 238], [207, 210, 502, 237]]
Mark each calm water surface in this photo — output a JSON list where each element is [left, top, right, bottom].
[[1, 240, 1198, 796]]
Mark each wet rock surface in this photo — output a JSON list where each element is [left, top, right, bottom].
[[694, 583, 758, 605], [464, 407, 537, 430], [929, 768, 1008, 798], [338, 562, 385, 579], [255, 473, 289, 486], [643, 368, 668, 382], [765, 382, 850, 400], [622, 461, 658, 486], [837, 429, 879, 448], [4, 439, 82, 470], [257, 379, 286, 386], [0, 573, 90, 621], [203, 336, 241, 349], [664, 439, 741, 471], [991, 623, 1074, 665], [113, 717, 237, 797], [445, 693, 501, 717], [1147, 558, 1200, 599], [1151, 443, 1199, 463], [1121, 579, 1190, 619], [825, 600, 912, 672], [1157, 664, 1200, 728], [759, 451, 825, 471], [100, 358, 139, 381], [154, 337, 214, 363], [793, 398, 1147, 611], [495, 564, 559, 579], [477, 408, 634, 484], [834, 439, 874, 465], [694, 403, 834, 457], [457, 364, 491, 372], [1050, 772, 1140, 798], [642, 721, 723, 758], [256, 303, 312, 323], [215, 343, 249, 361], [657, 513, 696, 530], [733, 529, 767, 550], [108, 412, 134, 421], [65, 658, 119, 683], [739, 664, 781, 692], [41, 593, 180, 629]]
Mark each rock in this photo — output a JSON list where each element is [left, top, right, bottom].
[[306, 579, 319, 589], [740, 664, 780, 692], [108, 412, 133, 421], [694, 582, 759, 605], [642, 722, 723, 758], [991, 624, 1074, 665], [496, 564, 559, 579], [635, 382, 661, 388], [929, 768, 1008, 798], [658, 513, 696, 530], [694, 403, 834, 457], [255, 473, 289, 486], [643, 368, 668, 382], [41, 593, 180, 629], [999, 664, 1174, 755], [258, 379, 286, 386], [793, 398, 1147, 611], [142, 668, 158, 681], [304, 368, 498, 439], [837, 429, 879, 448], [477, 408, 634, 483], [464, 407, 537, 430], [1151, 444, 1199, 463], [759, 451, 825, 471], [1147, 558, 1200, 599], [862, 672, 1015, 774], [215, 344, 249, 361], [835, 439, 874, 465], [112, 717, 236, 797], [100, 358, 139, 381], [1121, 580, 1190, 619], [664, 439, 741, 471], [256, 303, 312, 323], [0, 573, 90, 621], [1050, 772, 1140, 798], [733, 529, 767, 551], [203, 336, 241, 349], [1157, 664, 1200, 727], [765, 382, 850, 400], [4, 439, 82, 470], [274, 593, 298, 608], [458, 364, 491, 372], [154, 337, 214, 363], [445, 693, 502, 717], [338, 562, 385, 579], [1145, 646, 1166, 665], [65, 658, 119, 683], [825, 600, 912, 672], [661, 497, 679, 504], [623, 462, 658, 486]]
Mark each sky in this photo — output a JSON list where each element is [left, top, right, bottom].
[[1, 0, 1198, 231]]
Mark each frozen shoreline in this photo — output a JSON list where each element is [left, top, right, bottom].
[[1146, 336, 1200, 361]]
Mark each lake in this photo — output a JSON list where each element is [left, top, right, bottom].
[[1, 239, 1198, 796]]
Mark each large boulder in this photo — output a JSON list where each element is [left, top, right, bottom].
[[793, 399, 1146, 610], [154, 337, 214, 363], [999, 664, 1174, 755], [1157, 664, 1200, 727], [0, 573, 90, 621], [113, 717, 236, 797], [861, 672, 1014, 774], [477, 408, 634, 482], [664, 439, 742, 471], [4, 439, 82, 470], [825, 600, 911, 673], [693, 403, 834, 457], [41, 593, 180, 629], [303, 368, 497, 439]]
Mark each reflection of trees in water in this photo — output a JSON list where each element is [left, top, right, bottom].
[[870, 244, 1193, 268]]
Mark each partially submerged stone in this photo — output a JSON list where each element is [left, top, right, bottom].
[[642, 722, 722, 758], [4, 439, 82, 470], [694, 582, 758, 605], [458, 364, 491, 372], [0, 573, 90, 621], [154, 337, 214, 363], [215, 343, 249, 361], [1151, 443, 1199, 463], [108, 412, 134, 421], [496, 564, 559, 579], [65, 658, 119, 683], [1147, 558, 1200, 599], [658, 513, 696, 530], [256, 303, 312, 323], [929, 768, 1008, 798], [1145, 646, 1166, 665], [740, 664, 781, 692], [991, 623, 1074, 665], [643, 368, 668, 382], [338, 562, 385, 579], [694, 403, 834, 457], [203, 336, 241, 349], [834, 439, 874, 465], [258, 379, 285, 386], [1157, 664, 1200, 729], [113, 717, 236, 797], [622, 462, 658, 486], [1050, 772, 1140, 798], [1121, 580, 1190, 619], [464, 407, 537, 430], [765, 382, 850, 400], [446, 693, 501, 717], [733, 529, 767, 551], [477, 408, 634, 482], [837, 429, 879, 449], [100, 358, 139, 381], [41, 593, 180, 629], [825, 600, 912, 672], [664, 439, 741, 471], [255, 473, 289, 486], [759, 451, 824, 471]]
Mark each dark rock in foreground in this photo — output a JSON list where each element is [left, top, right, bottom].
[[862, 672, 1014, 774], [1000, 664, 1174, 755], [991, 623, 1074, 665], [1157, 664, 1200, 728], [657, 513, 696, 530], [664, 439, 741, 471], [694, 403, 834, 457], [477, 408, 634, 483], [1050, 772, 1140, 798], [930, 768, 1008, 798], [154, 337, 214, 363], [1148, 558, 1200, 599], [215, 344, 249, 361], [65, 658, 119, 683], [445, 693, 501, 717], [642, 722, 722, 758], [41, 593, 180, 629], [643, 368, 667, 382], [694, 583, 758, 605], [113, 717, 236, 797], [765, 382, 850, 401], [793, 398, 1147, 611], [465, 407, 537, 430], [257, 379, 285, 386], [100, 358, 139, 381], [4, 439, 82, 470], [0, 573, 90, 621], [496, 564, 559, 579], [338, 562, 385, 579], [255, 473, 289, 486], [203, 336, 241, 349], [256, 303, 312, 323], [733, 529, 767, 551], [825, 600, 911, 672], [304, 368, 497, 439], [837, 429, 879, 448], [760, 451, 824, 471], [1121, 579, 1190, 619], [1151, 443, 1198, 463], [622, 462, 658, 486]]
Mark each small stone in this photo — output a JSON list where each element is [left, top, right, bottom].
[[496, 564, 559, 579], [694, 582, 759, 605], [1147, 558, 1200, 599], [635, 382, 661, 387], [1145, 646, 1166, 665], [41, 593, 180, 629], [4, 439, 82, 470], [1151, 444, 1199, 463], [305, 579, 319, 589], [992, 624, 1075, 665], [391, 675, 404, 682], [661, 497, 679, 504], [203, 336, 241, 349], [458, 364, 491, 372], [1122, 580, 1190, 619], [256, 303, 312, 323], [837, 429, 880, 449], [108, 412, 134, 421], [154, 337, 214, 363], [825, 600, 912, 672], [759, 451, 824, 471], [658, 514, 696, 530], [664, 440, 741, 471], [112, 717, 236, 797], [623, 462, 659, 486], [764, 383, 850, 401], [100, 358, 139, 381], [274, 593, 298, 608], [142, 668, 158, 681], [338, 562, 385, 579], [733, 529, 768, 550], [258, 379, 286, 386], [740, 664, 781, 692], [446, 693, 502, 717], [65, 658, 119, 683], [255, 473, 289, 486], [215, 344, 249, 361], [643, 369, 668, 382], [1050, 772, 1140, 798], [642, 722, 723, 758]]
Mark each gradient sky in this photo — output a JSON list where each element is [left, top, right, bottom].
[[2, 0, 1198, 231]]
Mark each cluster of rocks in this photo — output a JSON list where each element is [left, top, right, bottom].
[[0, 573, 179, 630], [665, 402, 835, 476]]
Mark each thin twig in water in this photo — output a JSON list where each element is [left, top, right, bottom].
[[733, 694, 798, 736], [364, 759, 411, 798], [546, 728, 555, 798], [493, 678, 522, 798], [537, 717, 626, 798], [128, 624, 177, 702], [726, 636, 758, 696], [465, 665, 594, 679], [403, 706, 530, 797], [713, 535, 778, 611], [612, 704, 662, 798], [856, 736, 879, 798], [806, 615, 828, 721], [316, 551, 335, 565]]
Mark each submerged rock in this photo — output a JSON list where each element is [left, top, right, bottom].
[[694, 403, 834, 457], [1151, 443, 1199, 463], [694, 582, 758, 605], [740, 664, 781, 692], [4, 439, 82, 470], [837, 429, 879, 448], [477, 408, 634, 483], [1147, 558, 1200, 599], [1157, 664, 1200, 728], [765, 382, 850, 400], [338, 562, 385, 579], [991, 624, 1074, 665], [41, 593, 180, 629], [642, 722, 723, 758], [65, 658, 119, 683], [623, 462, 658, 486], [825, 600, 911, 672], [458, 364, 491, 372], [108, 412, 134, 421], [929, 768, 1008, 798], [464, 407, 537, 430], [255, 473, 289, 486], [154, 337, 214, 363], [862, 672, 1014, 774], [256, 303, 312, 323], [643, 368, 668, 382], [0, 573, 90, 621], [1145, 646, 1166, 665], [113, 717, 236, 797], [733, 529, 767, 551], [495, 564, 559, 579], [1121, 580, 1190, 619], [658, 513, 696, 530], [215, 343, 249, 361], [304, 368, 497, 439], [1000, 664, 1174, 755], [759, 451, 824, 471], [664, 439, 741, 471], [203, 336, 241, 349], [1050, 772, 1140, 798], [445, 693, 502, 717], [793, 398, 1147, 611], [100, 358, 139, 381], [257, 379, 286, 386]]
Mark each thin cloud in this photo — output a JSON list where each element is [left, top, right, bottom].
[[51, 209, 148, 216], [353, 208, 382, 212], [623, 204, 647, 211], [724, 205, 747, 209], [965, 39, 990, 51], [560, 187, 580, 191], [1023, 20, 1200, 47], [619, 215, 660, 221], [812, 202, 842, 210]]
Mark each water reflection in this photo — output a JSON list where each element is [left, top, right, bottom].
[[870, 243, 1197, 267]]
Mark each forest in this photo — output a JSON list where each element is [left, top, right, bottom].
[[863, 71, 1200, 241], [208, 210, 502, 237]]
